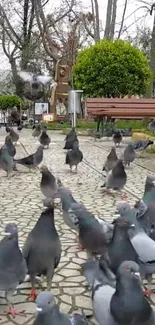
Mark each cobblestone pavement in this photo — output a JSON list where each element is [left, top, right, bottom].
[[0, 128, 155, 324]]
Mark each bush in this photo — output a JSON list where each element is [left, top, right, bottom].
[[73, 39, 152, 97], [0, 95, 24, 110]]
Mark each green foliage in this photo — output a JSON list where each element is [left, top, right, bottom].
[[0, 95, 24, 110], [73, 39, 152, 98]]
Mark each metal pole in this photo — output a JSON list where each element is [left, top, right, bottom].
[[73, 91, 76, 128]]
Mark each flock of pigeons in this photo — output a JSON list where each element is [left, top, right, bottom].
[[0, 125, 155, 325]]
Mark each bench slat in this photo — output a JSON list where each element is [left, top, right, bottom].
[[87, 103, 155, 109]]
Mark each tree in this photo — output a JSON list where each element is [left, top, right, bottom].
[[0, 95, 24, 109], [104, 0, 118, 39], [73, 39, 152, 98]]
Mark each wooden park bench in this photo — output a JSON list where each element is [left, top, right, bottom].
[[86, 98, 155, 119]]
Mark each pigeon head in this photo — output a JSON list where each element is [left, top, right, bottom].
[[4, 223, 18, 237], [112, 217, 135, 230], [134, 200, 148, 218], [40, 164, 48, 173], [36, 291, 56, 313], [115, 202, 133, 216], [5, 135, 12, 145], [118, 260, 140, 281]]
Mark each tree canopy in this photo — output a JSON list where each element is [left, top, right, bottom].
[[73, 39, 152, 97], [0, 95, 24, 110]]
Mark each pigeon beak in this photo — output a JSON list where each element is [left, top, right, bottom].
[[134, 272, 141, 281], [130, 224, 135, 229], [36, 307, 42, 312]]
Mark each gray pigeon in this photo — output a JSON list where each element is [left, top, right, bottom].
[[33, 291, 88, 325], [65, 127, 76, 141], [110, 261, 154, 325], [134, 176, 155, 239], [32, 124, 41, 139], [57, 184, 78, 230], [148, 119, 155, 132], [5, 135, 16, 157], [101, 159, 127, 199], [116, 202, 155, 296], [0, 223, 27, 317], [107, 217, 139, 274], [40, 165, 58, 202], [0, 145, 14, 176], [39, 130, 51, 149], [122, 142, 136, 166], [82, 257, 116, 290], [9, 128, 19, 144], [102, 146, 118, 173], [5, 135, 17, 171], [68, 202, 112, 255], [64, 133, 78, 150], [14, 145, 43, 170], [113, 131, 122, 146], [22, 205, 61, 301], [66, 142, 83, 172], [90, 260, 153, 325]]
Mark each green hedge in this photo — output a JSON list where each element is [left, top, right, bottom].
[[0, 95, 24, 110]]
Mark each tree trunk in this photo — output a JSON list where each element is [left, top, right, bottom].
[[110, 0, 117, 38], [10, 57, 24, 96], [93, 0, 100, 41], [104, 0, 113, 39], [146, 10, 155, 98]]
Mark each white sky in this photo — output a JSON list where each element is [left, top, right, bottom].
[[0, 0, 154, 73]]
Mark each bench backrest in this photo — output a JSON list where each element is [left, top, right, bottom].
[[86, 98, 155, 117]]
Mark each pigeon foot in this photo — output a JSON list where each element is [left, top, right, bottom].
[[144, 288, 154, 298], [27, 288, 37, 301], [121, 192, 127, 200], [8, 307, 26, 318]]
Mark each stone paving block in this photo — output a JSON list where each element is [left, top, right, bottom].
[[0, 129, 154, 324]]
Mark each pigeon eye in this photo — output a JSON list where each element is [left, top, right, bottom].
[[126, 266, 130, 271], [48, 301, 50, 304]]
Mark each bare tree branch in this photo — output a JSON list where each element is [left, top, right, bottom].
[[117, 0, 128, 39]]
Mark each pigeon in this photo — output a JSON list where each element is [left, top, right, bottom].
[[107, 217, 139, 274], [39, 130, 51, 148], [5, 135, 16, 157], [57, 183, 78, 230], [90, 259, 152, 325], [65, 127, 76, 141], [102, 146, 118, 173], [22, 205, 61, 301], [148, 119, 155, 132], [66, 142, 83, 172], [0, 223, 27, 317], [40, 165, 58, 202], [134, 176, 155, 239], [4, 135, 17, 171], [5, 125, 11, 133], [68, 202, 111, 255], [132, 140, 154, 151], [19, 71, 52, 85], [64, 133, 78, 150], [14, 145, 43, 170], [122, 143, 136, 166], [9, 128, 19, 144], [0, 145, 14, 176], [32, 124, 41, 138], [116, 202, 155, 296], [82, 257, 116, 290], [17, 124, 23, 131], [113, 131, 122, 146], [33, 291, 88, 325], [110, 261, 154, 325], [101, 159, 127, 199]]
